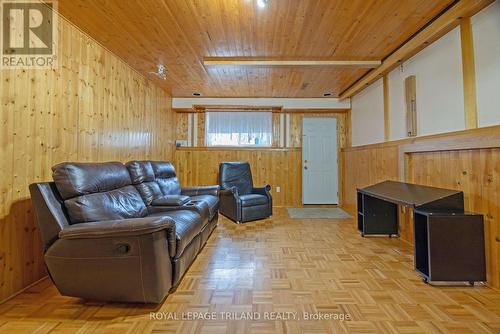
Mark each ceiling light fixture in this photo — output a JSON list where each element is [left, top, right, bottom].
[[256, 0, 268, 8]]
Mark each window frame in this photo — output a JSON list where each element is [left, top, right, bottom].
[[204, 111, 274, 148]]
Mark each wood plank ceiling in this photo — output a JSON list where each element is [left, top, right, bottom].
[[57, 0, 454, 98]]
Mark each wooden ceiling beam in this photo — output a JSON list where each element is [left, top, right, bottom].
[[203, 57, 381, 68], [194, 104, 283, 112], [340, 0, 494, 99], [173, 106, 350, 113], [172, 105, 284, 113]]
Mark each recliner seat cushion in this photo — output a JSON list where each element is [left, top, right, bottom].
[[148, 210, 203, 258], [239, 194, 268, 207], [52, 162, 147, 224]]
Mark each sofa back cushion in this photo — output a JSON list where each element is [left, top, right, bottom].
[[126, 160, 163, 205], [52, 162, 147, 224], [150, 161, 181, 195], [219, 161, 253, 195]]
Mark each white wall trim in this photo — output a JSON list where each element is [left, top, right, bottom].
[[172, 97, 351, 109]]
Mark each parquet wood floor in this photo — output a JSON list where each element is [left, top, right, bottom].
[[1, 208, 500, 333]]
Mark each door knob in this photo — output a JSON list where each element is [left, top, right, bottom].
[[304, 166, 308, 170]]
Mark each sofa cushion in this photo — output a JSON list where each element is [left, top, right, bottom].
[[239, 194, 268, 207], [151, 195, 190, 206], [189, 195, 219, 219], [52, 162, 131, 200], [150, 161, 181, 195], [64, 186, 147, 224], [134, 181, 163, 206], [52, 162, 147, 224], [126, 161, 155, 184], [149, 210, 202, 258]]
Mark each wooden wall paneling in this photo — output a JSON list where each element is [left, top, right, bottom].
[[272, 113, 280, 147], [197, 113, 206, 147], [398, 206, 414, 246], [174, 148, 301, 207], [483, 150, 500, 289], [287, 112, 347, 148], [288, 113, 302, 148], [176, 113, 189, 142], [460, 17, 478, 129], [0, 14, 174, 302], [408, 148, 500, 288], [342, 145, 400, 214]]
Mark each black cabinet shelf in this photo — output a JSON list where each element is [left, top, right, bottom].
[[357, 193, 398, 237], [414, 210, 486, 284]]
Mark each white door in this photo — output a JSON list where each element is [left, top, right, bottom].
[[302, 117, 338, 204]]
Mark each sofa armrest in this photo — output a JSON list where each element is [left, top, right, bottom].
[[252, 185, 272, 212], [151, 195, 190, 206], [181, 185, 220, 197], [59, 216, 175, 240]]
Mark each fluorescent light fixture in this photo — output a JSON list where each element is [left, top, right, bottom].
[[257, 0, 268, 8]]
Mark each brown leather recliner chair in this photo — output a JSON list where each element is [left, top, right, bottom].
[[218, 161, 272, 223], [29, 161, 218, 303]]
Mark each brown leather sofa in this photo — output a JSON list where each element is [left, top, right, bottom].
[[29, 161, 219, 303]]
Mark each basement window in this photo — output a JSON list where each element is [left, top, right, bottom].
[[205, 111, 272, 147]]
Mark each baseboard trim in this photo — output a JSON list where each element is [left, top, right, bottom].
[[0, 276, 49, 305]]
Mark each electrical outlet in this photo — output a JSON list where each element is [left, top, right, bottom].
[[276, 186, 281, 193]]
